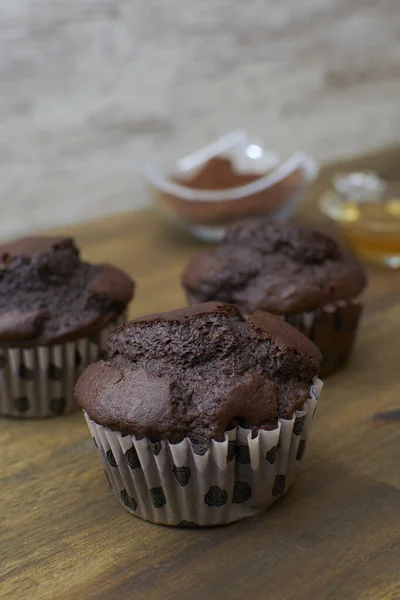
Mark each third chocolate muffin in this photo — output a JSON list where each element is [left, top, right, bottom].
[[182, 218, 367, 376]]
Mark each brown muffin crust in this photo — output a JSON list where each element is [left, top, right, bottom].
[[182, 218, 367, 314], [0, 236, 134, 346], [75, 302, 321, 443]]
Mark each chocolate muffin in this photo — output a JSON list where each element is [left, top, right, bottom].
[[76, 303, 323, 526], [182, 218, 367, 376], [0, 236, 134, 417]]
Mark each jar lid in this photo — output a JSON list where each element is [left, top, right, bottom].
[[333, 171, 387, 202]]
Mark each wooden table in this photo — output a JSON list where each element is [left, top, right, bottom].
[[2, 148, 400, 600]]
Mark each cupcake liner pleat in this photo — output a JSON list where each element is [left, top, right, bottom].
[[85, 378, 323, 526], [282, 299, 363, 376], [0, 312, 126, 418]]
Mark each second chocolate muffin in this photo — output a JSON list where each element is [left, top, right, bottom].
[[182, 218, 367, 376], [0, 236, 135, 417]]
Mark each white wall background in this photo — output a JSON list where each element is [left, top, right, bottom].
[[0, 0, 399, 239]]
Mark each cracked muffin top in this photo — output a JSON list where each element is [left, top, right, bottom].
[[182, 218, 367, 314], [75, 302, 321, 443], [0, 236, 134, 346]]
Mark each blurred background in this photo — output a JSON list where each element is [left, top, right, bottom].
[[1, 0, 399, 239]]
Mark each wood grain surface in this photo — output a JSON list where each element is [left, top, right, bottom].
[[2, 147, 400, 600]]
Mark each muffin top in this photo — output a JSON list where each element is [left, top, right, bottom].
[[0, 236, 134, 346], [75, 302, 321, 443], [182, 218, 367, 314]]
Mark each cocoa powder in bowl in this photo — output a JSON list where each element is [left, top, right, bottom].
[[160, 156, 305, 226], [172, 156, 262, 190]]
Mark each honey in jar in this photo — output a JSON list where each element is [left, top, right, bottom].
[[320, 172, 400, 268]]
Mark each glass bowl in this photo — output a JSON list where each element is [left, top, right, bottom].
[[140, 130, 318, 242]]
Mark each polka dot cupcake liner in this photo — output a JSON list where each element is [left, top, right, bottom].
[[0, 312, 127, 418], [281, 298, 363, 377], [85, 378, 323, 526]]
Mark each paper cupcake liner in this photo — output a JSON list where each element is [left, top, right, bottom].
[[85, 378, 323, 526], [281, 299, 363, 376], [0, 312, 127, 418]]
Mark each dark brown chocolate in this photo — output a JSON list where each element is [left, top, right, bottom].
[[0, 236, 135, 346], [182, 218, 367, 314], [0, 236, 73, 264], [75, 302, 321, 443], [88, 264, 134, 306], [172, 156, 262, 191], [0, 309, 48, 341]]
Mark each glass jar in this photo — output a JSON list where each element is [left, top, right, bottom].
[[320, 171, 400, 268]]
